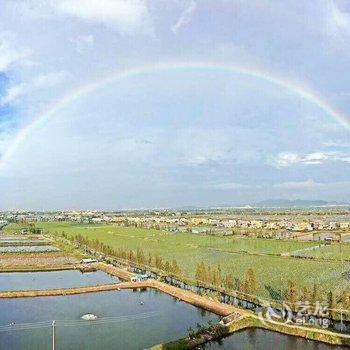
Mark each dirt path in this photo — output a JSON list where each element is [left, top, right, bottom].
[[0, 281, 149, 298]]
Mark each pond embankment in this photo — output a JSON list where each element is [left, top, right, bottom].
[[0, 262, 241, 317], [98, 262, 243, 317], [0, 280, 148, 298], [151, 314, 350, 349], [1, 261, 349, 348]]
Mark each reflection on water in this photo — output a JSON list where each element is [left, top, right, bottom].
[[203, 328, 346, 350]]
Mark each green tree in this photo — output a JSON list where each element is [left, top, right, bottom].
[[164, 260, 171, 272], [328, 291, 337, 319], [171, 259, 181, 275], [243, 268, 257, 295], [155, 255, 163, 270], [225, 273, 234, 290], [285, 280, 298, 306], [301, 286, 310, 302], [311, 283, 319, 305]]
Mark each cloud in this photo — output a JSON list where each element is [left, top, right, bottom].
[[273, 151, 350, 167], [54, 0, 153, 35], [171, 0, 197, 33], [70, 35, 94, 52], [0, 38, 31, 72], [206, 181, 261, 191], [0, 83, 27, 106], [302, 152, 329, 164], [327, 0, 350, 38], [273, 179, 320, 189], [323, 140, 350, 148], [272, 152, 301, 167], [208, 182, 257, 190], [0, 71, 69, 106], [33, 71, 70, 87]]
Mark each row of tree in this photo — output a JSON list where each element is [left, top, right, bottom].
[[195, 262, 257, 295], [65, 232, 348, 314], [285, 280, 344, 315], [73, 233, 181, 275]]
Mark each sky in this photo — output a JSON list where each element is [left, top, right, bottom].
[[0, 0, 350, 210]]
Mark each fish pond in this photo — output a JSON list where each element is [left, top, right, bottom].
[[0, 270, 120, 291], [0, 245, 59, 253], [0, 289, 218, 350]]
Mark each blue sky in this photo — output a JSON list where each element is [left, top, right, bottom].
[[0, 0, 350, 210]]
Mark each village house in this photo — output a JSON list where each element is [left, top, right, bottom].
[[339, 222, 350, 229], [250, 220, 264, 229]]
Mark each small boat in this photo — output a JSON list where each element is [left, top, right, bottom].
[[81, 314, 98, 321]]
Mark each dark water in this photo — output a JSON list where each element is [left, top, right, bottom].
[[0, 289, 218, 350], [0, 270, 119, 291], [203, 328, 348, 350]]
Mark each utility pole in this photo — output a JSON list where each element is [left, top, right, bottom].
[[52, 320, 56, 350]]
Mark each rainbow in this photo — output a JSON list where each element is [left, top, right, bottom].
[[1, 61, 349, 169]]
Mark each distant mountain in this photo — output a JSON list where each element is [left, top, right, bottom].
[[252, 199, 350, 208]]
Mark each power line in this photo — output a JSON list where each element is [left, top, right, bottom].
[[0, 312, 159, 332]]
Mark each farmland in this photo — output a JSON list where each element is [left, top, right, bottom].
[[5, 222, 348, 300]]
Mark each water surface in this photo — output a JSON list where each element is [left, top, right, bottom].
[[203, 328, 346, 350], [0, 289, 218, 350], [0, 245, 59, 253], [0, 270, 119, 291]]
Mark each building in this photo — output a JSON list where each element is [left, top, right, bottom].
[[131, 274, 149, 282]]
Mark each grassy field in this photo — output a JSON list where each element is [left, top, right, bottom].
[[3, 222, 350, 299]]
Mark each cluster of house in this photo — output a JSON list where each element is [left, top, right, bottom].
[[217, 219, 350, 231], [1, 211, 350, 233]]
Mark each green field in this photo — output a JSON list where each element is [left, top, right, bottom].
[[3, 222, 350, 299]]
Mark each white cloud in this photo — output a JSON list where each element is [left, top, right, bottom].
[[0, 38, 31, 72], [0, 118, 16, 158], [273, 152, 301, 167], [273, 151, 350, 167], [208, 182, 256, 190], [323, 140, 350, 148], [273, 179, 320, 189], [174, 128, 233, 166], [54, 0, 153, 35], [327, 0, 350, 38], [0, 71, 69, 106], [171, 0, 197, 33], [302, 152, 329, 165], [33, 71, 70, 87], [0, 83, 27, 106], [70, 35, 94, 52]]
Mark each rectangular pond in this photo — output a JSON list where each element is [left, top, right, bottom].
[[0, 241, 49, 246], [0, 245, 59, 253], [0, 289, 218, 350], [0, 270, 120, 291], [0, 236, 44, 242]]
